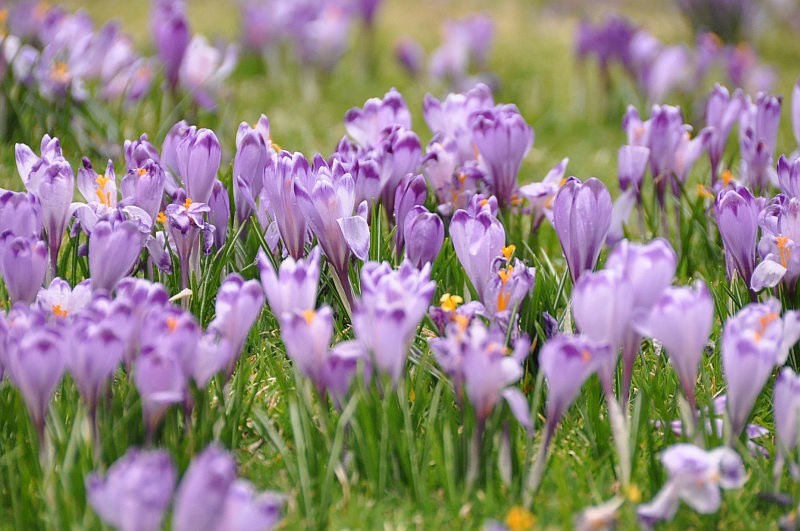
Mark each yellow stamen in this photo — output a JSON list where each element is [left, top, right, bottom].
[[479, 198, 490, 208], [95, 174, 112, 206], [544, 195, 554, 210], [457, 172, 467, 185], [303, 309, 316, 325], [50, 61, 69, 84], [755, 312, 779, 342], [439, 293, 463, 312], [452, 314, 469, 330], [498, 268, 513, 284], [52, 304, 68, 318], [183, 197, 193, 209], [166, 317, 178, 332], [626, 484, 642, 503], [777, 236, 792, 268], [697, 184, 714, 199], [33, 2, 50, 21], [505, 506, 535, 531], [0, 8, 8, 25], [502, 244, 516, 261], [721, 169, 734, 187], [472, 143, 480, 160], [137, 167, 147, 177], [156, 211, 167, 224], [496, 290, 511, 312], [581, 349, 592, 363]]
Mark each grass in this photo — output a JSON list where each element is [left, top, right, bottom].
[[2, 0, 800, 529]]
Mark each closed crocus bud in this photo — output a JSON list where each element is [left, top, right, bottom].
[[257, 247, 320, 317], [723, 300, 800, 436], [637, 281, 714, 410], [353, 261, 436, 383], [177, 128, 221, 205], [151, 0, 189, 90], [775, 368, 800, 455], [4, 325, 65, 437], [377, 126, 422, 217], [793, 78, 800, 150], [470, 104, 534, 210], [0, 234, 48, 304], [777, 155, 800, 199], [208, 179, 230, 249], [0, 190, 42, 238], [573, 269, 634, 352], [89, 219, 145, 292], [540, 334, 613, 435], [134, 346, 187, 434], [27, 159, 73, 271], [208, 274, 265, 375], [68, 317, 125, 412], [161, 120, 192, 188], [606, 238, 677, 310], [637, 445, 745, 526], [403, 206, 444, 268], [449, 206, 506, 301], [86, 448, 177, 531], [739, 92, 781, 192], [394, 37, 424, 77], [124, 134, 162, 172], [344, 88, 412, 148], [552, 177, 612, 283], [217, 479, 285, 531], [617, 144, 649, 196], [715, 185, 760, 288], [393, 173, 427, 254], [172, 445, 237, 531], [233, 123, 268, 225], [280, 306, 334, 395], [263, 151, 311, 260]]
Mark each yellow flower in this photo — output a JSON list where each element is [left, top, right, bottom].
[[505, 506, 535, 531]]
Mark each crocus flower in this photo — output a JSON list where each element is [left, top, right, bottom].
[[217, 480, 285, 531], [257, 247, 320, 318], [207, 274, 265, 375], [573, 268, 634, 353], [637, 281, 714, 411], [705, 84, 744, 184], [483, 257, 536, 318], [140, 305, 201, 379], [739, 92, 781, 192], [262, 151, 311, 260], [751, 195, 800, 292], [617, 145, 649, 198], [394, 37, 424, 77], [24, 156, 74, 272], [295, 165, 370, 305], [88, 218, 145, 292], [124, 134, 161, 172], [423, 83, 495, 164], [176, 127, 221, 205], [403, 206, 444, 268], [172, 445, 237, 531], [352, 260, 435, 383], [540, 334, 613, 437], [715, 184, 761, 288], [233, 121, 269, 225], [470, 104, 534, 209], [177, 35, 237, 111], [376, 126, 422, 217], [0, 234, 48, 304], [151, 0, 189, 90], [208, 180, 230, 249], [393, 173, 427, 254], [36, 277, 92, 319], [134, 346, 187, 434], [723, 300, 800, 436], [518, 157, 569, 231], [68, 315, 125, 413], [449, 205, 506, 300], [3, 324, 65, 437], [637, 445, 745, 526], [552, 177, 612, 283], [0, 189, 42, 238], [774, 367, 800, 458], [165, 196, 211, 289], [344, 88, 411, 148], [777, 155, 800, 199], [279, 306, 338, 396], [86, 448, 177, 531], [119, 159, 167, 223]]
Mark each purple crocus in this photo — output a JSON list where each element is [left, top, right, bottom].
[[257, 246, 320, 318], [262, 151, 311, 260], [86, 448, 177, 531], [0, 234, 48, 304], [119, 159, 167, 223], [177, 35, 238, 111], [36, 277, 92, 319], [775, 367, 800, 460], [0, 190, 42, 238], [68, 315, 125, 413], [777, 155, 800, 199], [139, 305, 201, 380], [207, 274, 265, 375], [751, 195, 800, 292], [352, 260, 435, 383], [723, 300, 800, 436], [151, 0, 189, 91], [552, 177, 612, 283], [207, 179, 230, 249], [233, 121, 269, 225], [344, 88, 411, 148], [403, 206, 444, 268], [617, 145, 649, 198], [739, 92, 781, 192], [134, 346, 187, 435], [715, 184, 761, 288], [172, 445, 237, 531], [393, 173, 427, 255], [216, 480, 285, 531], [165, 196, 211, 290], [423, 83, 494, 164], [449, 205, 505, 301], [376, 126, 422, 217], [176, 127, 221, 205], [572, 268, 634, 354], [637, 445, 745, 526], [470, 105, 534, 209], [88, 218, 145, 292], [637, 281, 714, 411], [482, 257, 536, 318], [705, 84, 744, 184], [279, 306, 340, 396], [3, 324, 65, 438], [518, 157, 569, 232]]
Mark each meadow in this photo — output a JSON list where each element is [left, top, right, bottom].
[[2, 0, 800, 529]]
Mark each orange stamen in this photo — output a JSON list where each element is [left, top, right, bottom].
[[137, 167, 147, 177], [501, 244, 516, 261], [156, 211, 167, 224], [52, 304, 68, 318], [721, 169, 733, 187], [777, 236, 791, 268], [303, 309, 316, 325], [166, 317, 178, 332], [183, 197, 193, 209]]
